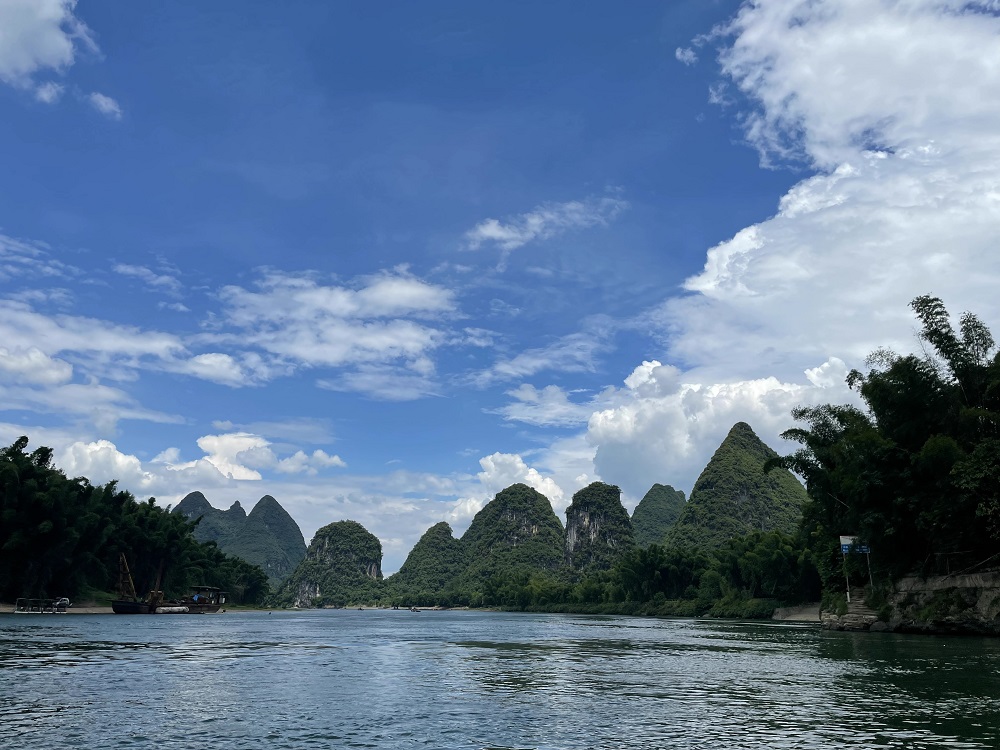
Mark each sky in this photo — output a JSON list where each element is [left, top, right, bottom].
[[3, 0, 1000, 574]]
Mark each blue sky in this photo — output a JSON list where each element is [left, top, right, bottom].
[[3, 0, 1000, 572]]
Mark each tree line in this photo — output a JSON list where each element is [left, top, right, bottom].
[[0, 437, 269, 605]]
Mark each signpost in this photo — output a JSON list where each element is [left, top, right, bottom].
[[839, 535, 873, 603]]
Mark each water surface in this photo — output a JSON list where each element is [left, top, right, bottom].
[[2, 610, 997, 748]]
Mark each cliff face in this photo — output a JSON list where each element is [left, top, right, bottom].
[[664, 422, 808, 550], [460, 483, 564, 582], [276, 520, 383, 607], [173, 492, 307, 588], [631, 484, 686, 548], [564, 482, 635, 572]]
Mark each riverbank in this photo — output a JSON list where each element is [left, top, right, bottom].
[[2, 601, 114, 614]]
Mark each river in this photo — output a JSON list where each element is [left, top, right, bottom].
[[1, 609, 998, 749]]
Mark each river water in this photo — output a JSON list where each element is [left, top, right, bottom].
[[1, 609, 998, 749]]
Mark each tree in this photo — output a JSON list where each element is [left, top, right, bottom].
[[773, 296, 1000, 584]]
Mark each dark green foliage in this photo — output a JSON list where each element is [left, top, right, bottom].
[[173, 493, 306, 588], [776, 295, 1000, 589], [631, 484, 686, 548], [0, 437, 269, 605], [564, 482, 635, 572], [275, 520, 384, 607], [386, 522, 468, 606], [664, 422, 808, 549], [457, 483, 565, 602]]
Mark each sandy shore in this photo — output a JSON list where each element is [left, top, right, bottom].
[[772, 603, 821, 622]]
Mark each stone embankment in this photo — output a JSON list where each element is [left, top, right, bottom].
[[821, 570, 1000, 635]]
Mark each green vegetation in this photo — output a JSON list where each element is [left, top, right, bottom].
[[0, 438, 269, 604], [274, 520, 383, 607], [386, 522, 467, 606], [173, 492, 306, 588], [564, 482, 635, 572], [456, 483, 565, 602], [773, 295, 1000, 596], [664, 422, 808, 550], [631, 483, 686, 548]]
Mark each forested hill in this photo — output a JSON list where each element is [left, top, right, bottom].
[[631, 484, 686, 548], [664, 422, 808, 550], [387, 522, 467, 602], [173, 492, 306, 587], [274, 520, 382, 608]]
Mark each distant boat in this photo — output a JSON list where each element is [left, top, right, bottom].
[[111, 555, 227, 615], [13, 597, 71, 614]]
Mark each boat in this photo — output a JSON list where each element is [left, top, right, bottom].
[[13, 597, 71, 614], [110, 555, 227, 615]]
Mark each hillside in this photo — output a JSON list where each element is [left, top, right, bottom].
[[631, 484, 686, 547], [564, 482, 635, 572], [386, 522, 467, 603], [275, 520, 383, 607], [664, 422, 808, 550], [458, 483, 565, 589], [172, 492, 306, 587], [224, 496, 307, 586]]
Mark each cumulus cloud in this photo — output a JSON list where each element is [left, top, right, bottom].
[[0, 0, 96, 90], [675, 47, 698, 66], [449, 452, 568, 523], [582, 0, 1000, 502], [464, 193, 629, 269]]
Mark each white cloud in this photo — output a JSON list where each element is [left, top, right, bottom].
[[113, 264, 182, 295], [0, 346, 72, 385], [473, 317, 615, 386], [0, 0, 96, 89], [87, 91, 122, 120], [675, 47, 698, 66], [464, 193, 629, 268], [582, 0, 1000, 502], [495, 384, 595, 427], [216, 272, 453, 373], [586, 359, 852, 502], [448, 452, 568, 524], [34, 80, 63, 103]]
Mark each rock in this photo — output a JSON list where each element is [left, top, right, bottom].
[[564, 482, 635, 572]]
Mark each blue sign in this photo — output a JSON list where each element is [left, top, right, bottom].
[[841, 543, 870, 554]]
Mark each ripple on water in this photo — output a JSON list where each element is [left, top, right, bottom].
[[1, 610, 999, 749]]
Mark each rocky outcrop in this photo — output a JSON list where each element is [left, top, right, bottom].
[[824, 571, 1000, 635], [631, 484, 686, 548], [275, 520, 383, 608], [664, 422, 808, 550], [564, 482, 635, 572]]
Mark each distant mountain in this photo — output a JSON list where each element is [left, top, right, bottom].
[[386, 522, 467, 602], [631, 484, 686, 548], [459, 483, 564, 585], [564, 482, 635, 572], [275, 520, 383, 607], [663, 422, 808, 549], [173, 492, 306, 588]]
